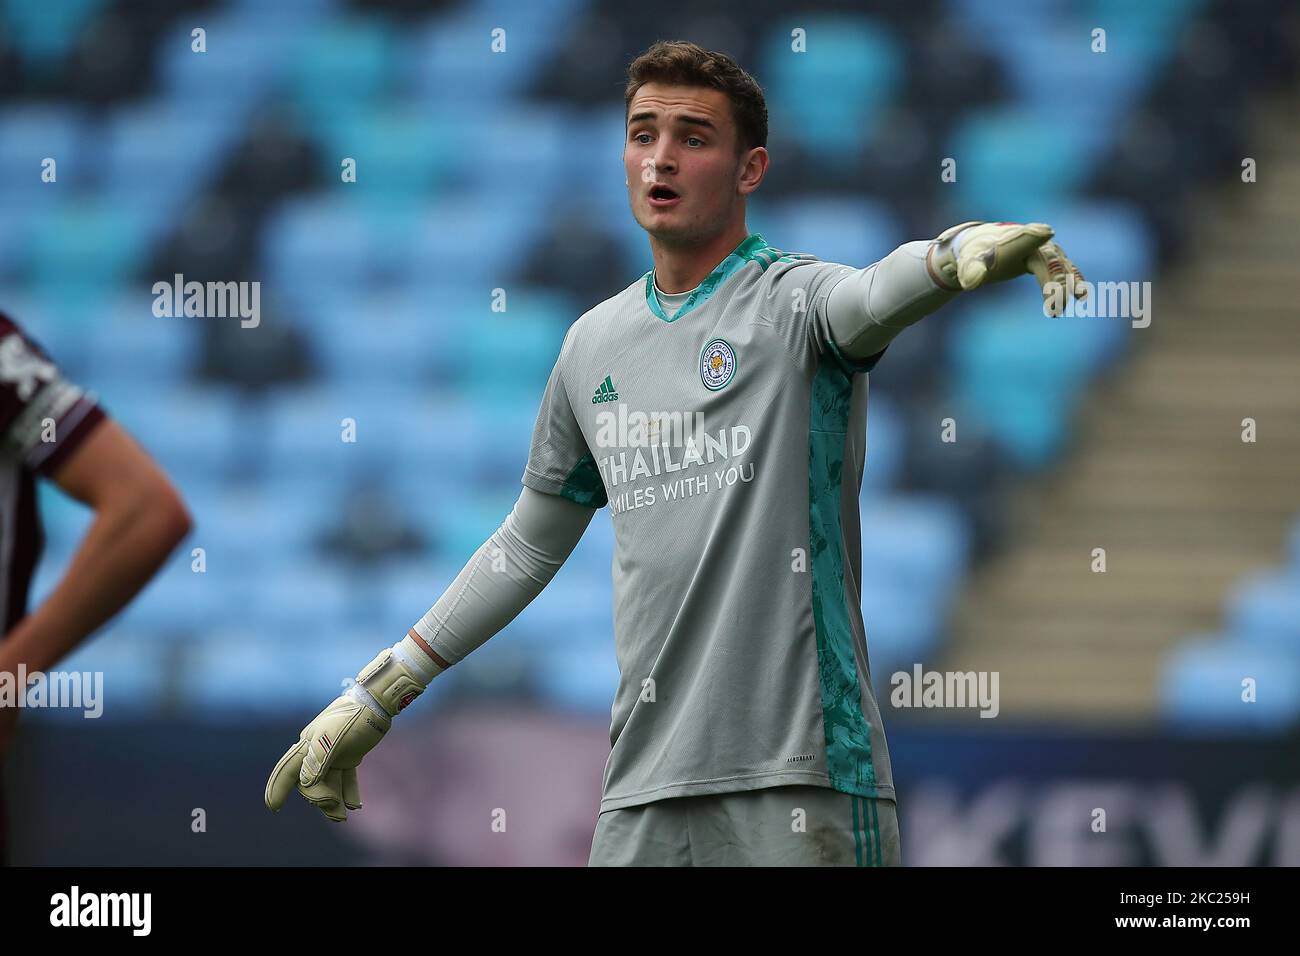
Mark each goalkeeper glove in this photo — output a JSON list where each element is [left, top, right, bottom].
[[264, 634, 443, 822], [927, 220, 1087, 316]]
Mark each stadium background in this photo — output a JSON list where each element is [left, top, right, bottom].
[[3, 0, 1299, 865]]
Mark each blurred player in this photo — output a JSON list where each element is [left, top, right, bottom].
[[0, 311, 193, 863], [267, 40, 1084, 865]]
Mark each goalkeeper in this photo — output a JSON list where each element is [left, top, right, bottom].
[[266, 41, 1084, 866]]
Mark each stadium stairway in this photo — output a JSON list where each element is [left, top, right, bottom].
[[934, 80, 1300, 723]]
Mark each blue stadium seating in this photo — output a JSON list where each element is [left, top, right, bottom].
[[2, 0, 1270, 722], [760, 17, 904, 162], [1161, 636, 1300, 731], [2, 0, 109, 68], [1225, 570, 1300, 653]]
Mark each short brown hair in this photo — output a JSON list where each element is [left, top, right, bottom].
[[624, 40, 768, 155]]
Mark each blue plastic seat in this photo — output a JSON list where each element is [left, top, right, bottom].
[[26, 198, 150, 295], [286, 17, 400, 125], [766, 197, 898, 270], [0, 105, 89, 209], [946, 107, 1091, 216], [54, 632, 166, 714], [456, 303, 570, 401], [156, 9, 291, 105], [2, 0, 109, 67], [309, 290, 450, 387], [82, 297, 200, 386], [948, 294, 1100, 468], [860, 392, 907, 492], [1161, 636, 1300, 731], [1224, 571, 1300, 652], [407, 12, 558, 104], [262, 196, 379, 294], [98, 104, 235, 239], [99, 386, 242, 477], [187, 628, 404, 713], [862, 585, 947, 683], [760, 18, 904, 161], [859, 494, 972, 599], [311, 106, 454, 200], [262, 385, 422, 479], [530, 641, 621, 715]]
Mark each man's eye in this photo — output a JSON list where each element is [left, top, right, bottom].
[[687, 137, 704, 147], [634, 133, 652, 144]]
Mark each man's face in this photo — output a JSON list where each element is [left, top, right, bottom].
[[624, 83, 755, 244]]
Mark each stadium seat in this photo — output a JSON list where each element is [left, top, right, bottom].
[[0, 105, 90, 210], [82, 297, 201, 386], [2, 0, 110, 68], [308, 290, 450, 387], [860, 493, 972, 600], [310, 105, 455, 200], [948, 295, 1099, 468], [98, 385, 243, 478], [286, 16, 401, 125], [406, 1, 588, 104], [99, 103, 239, 241], [761, 17, 904, 162], [26, 198, 150, 296], [767, 196, 899, 269], [1160, 635, 1300, 731], [529, 641, 621, 714], [1224, 570, 1300, 652], [946, 107, 1091, 216], [863, 585, 949, 683], [861, 391, 906, 491], [53, 632, 167, 715]]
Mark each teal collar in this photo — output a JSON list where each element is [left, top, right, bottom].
[[644, 232, 770, 323]]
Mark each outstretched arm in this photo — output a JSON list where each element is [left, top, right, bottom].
[[826, 240, 958, 361]]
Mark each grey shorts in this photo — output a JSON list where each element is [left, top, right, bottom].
[[588, 784, 901, 866]]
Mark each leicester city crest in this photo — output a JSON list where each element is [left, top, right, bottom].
[[699, 338, 736, 391]]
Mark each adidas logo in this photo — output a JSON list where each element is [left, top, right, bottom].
[[591, 375, 619, 404]]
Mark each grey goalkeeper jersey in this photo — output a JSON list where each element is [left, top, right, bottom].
[[523, 232, 895, 813]]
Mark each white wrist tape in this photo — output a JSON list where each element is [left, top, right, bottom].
[[348, 638, 446, 720], [393, 634, 442, 684]]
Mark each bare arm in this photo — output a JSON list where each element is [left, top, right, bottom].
[[0, 418, 192, 678]]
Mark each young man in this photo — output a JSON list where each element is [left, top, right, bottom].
[[266, 41, 1085, 866], [0, 311, 193, 863]]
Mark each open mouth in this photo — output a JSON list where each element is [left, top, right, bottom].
[[648, 185, 681, 205]]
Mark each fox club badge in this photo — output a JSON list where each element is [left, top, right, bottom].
[[700, 338, 736, 391]]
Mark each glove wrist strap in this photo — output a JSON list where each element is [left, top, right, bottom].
[[354, 638, 443, 718], [926, 220, 983, 291]]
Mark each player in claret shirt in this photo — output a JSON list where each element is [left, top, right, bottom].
[[267, 40, 1084, 866], [0, 311, 193, 863]]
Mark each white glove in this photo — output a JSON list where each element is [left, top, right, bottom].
[[265, 636, 442, 822], [927, 220, 1088, 315]]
